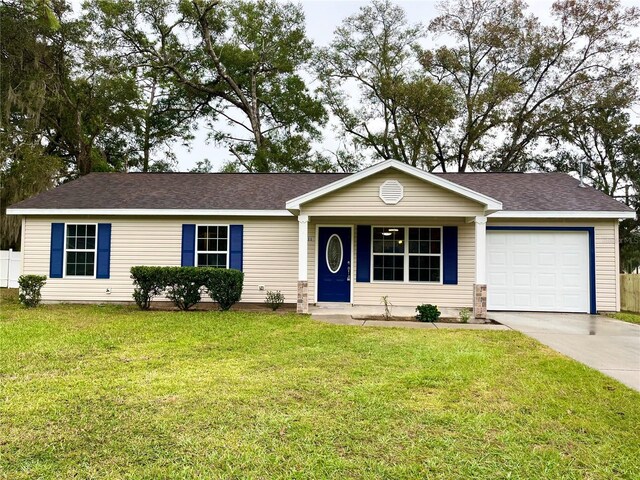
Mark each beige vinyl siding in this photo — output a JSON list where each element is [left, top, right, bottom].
[[487, 218, 619, 312], [595, 221, 619, 312], [23, 216, 299, 304], [308, 217, 475, 307], [302, 170, 485, 217], [22, 214, 620, 312], [242, 218, 298, 302]]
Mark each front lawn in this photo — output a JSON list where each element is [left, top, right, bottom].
[[1, 295, 639, 479], [607, 311, 640, 325]]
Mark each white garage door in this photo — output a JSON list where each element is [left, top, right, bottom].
[[487, 230, 590, 313]]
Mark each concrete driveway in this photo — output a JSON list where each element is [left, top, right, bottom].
[[490, 312, 640, 392]]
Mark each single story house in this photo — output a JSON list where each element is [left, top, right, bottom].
[[7, 160, 635, 318]]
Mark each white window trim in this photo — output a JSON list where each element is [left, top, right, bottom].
[[63, 222, 98, 279], [370, 226, 443, 284], [195, 224, 230, 269]]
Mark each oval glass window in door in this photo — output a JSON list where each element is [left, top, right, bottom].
[[326, 234, 343, 273]]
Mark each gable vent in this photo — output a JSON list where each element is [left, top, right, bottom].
[[379, 180, 404, 205]]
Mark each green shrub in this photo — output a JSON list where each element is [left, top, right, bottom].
[[130, 266, 167, 310], [205, 268, 244, 311], [18, 275, 47, 308], [459, 307, 472, 324], [130, 266, 244, 311], [416, 304, 441, 322], [264, 290, 284, 311], [164, 267, 205, 311]]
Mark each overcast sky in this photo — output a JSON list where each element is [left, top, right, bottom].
[[69, 0, 638, 172]]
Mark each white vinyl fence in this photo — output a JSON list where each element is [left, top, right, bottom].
[[0, 249, 22, 288]]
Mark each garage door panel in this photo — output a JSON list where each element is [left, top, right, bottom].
[[563, 294, 582, 309], [513, 235, 532, 246], [489, 234, 507, 247], [538, 294, 556, 308], [562, 236, 584, 247], [487, 231, 589, 313], [537, 235, 554, 246], [513, 252, 531, 266], [513, 293, 532, 307], [513, 272, 531, 286], [562, 273, 581, 287], [562, 252, 581, 266], [537, 272, 556, 286], [492, 293, 507, 305], [538, 252, 555, 266], [488, 251, 506, 266], [488, 272, 507, 287]]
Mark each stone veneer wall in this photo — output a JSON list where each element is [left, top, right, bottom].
[[473, 283, 487, 319], [297, 281, 308, 314]]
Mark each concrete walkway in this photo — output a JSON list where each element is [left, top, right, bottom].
[[312, 314, 510, 330], [490, 312, 640, 392]]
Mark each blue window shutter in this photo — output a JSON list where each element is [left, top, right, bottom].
[[181, 224, 196, 267], [356, 225, 371, 282], [229, 225, 243, 271], [50, 223, 65, 278], [442, 226, 458, 285], [96, 223, 112, 279]]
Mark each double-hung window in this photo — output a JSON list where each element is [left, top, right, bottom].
[[408, 227, 441, 282], [196, 225, 228, 268], [65, 224, 97, 277], [372, 227, 405, 281], [372, 227, 442, 282]]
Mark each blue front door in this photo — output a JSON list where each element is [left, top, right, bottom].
[[318, 227, 351, 302]]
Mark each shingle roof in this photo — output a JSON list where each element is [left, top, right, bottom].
[[434, 172, 632, 212], [9, 172, 350, 210], [9, 170, 632, 213]]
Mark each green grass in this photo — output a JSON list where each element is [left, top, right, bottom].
[[1, 293, 639, 479], [607, 311, 640, 325]]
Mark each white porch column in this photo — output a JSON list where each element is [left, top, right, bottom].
[[474, 216, 488, 319], [475, 216, 487, 284], [297, 215, 309, 313]]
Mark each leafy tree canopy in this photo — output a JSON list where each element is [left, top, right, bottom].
[[89, 0, 328, 172], [315, 0, 457, 171]]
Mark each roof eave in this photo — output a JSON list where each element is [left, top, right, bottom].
[[488, 210, 636, 219], [5, 208, 294, 217]]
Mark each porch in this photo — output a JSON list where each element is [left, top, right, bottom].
[[309, 303, 467, 322], [284, 163, 500, 319], [295, 216, 488, 320]]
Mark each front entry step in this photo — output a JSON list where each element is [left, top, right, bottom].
[[313, 302, 353, 309]]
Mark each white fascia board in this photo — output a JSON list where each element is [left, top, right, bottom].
[[489, 210, 636, 219], [5, 208, 294, 217], [285, 159, 503, 211]]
